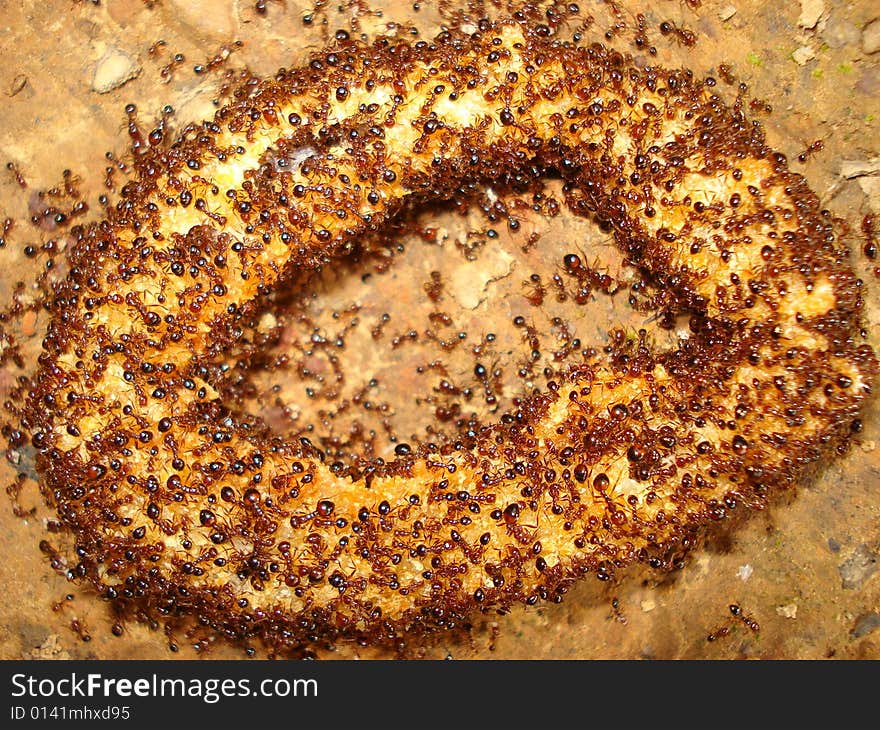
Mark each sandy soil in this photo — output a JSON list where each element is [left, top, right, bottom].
[[0, 0, 878, 660]]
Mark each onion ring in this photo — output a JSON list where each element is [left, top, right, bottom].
[[19, 20, 876, 649]]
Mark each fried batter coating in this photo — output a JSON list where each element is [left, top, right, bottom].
[[22, 21, 875, 647]]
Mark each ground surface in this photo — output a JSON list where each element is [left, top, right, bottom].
[[0, 0, 878, 660]]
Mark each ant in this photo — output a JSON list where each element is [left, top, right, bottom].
[[147, 39, 167, 56], [659, 20, 697, 47], [797, 139, 825, 163], [862, 214, 876, 260], [748, 97, 773, 115], [717, 63, 737, 85]]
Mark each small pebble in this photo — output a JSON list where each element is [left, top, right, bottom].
[[838, 543, 878, 590], [863, 18, 880, 55], [822, 16, 861, 48], [840, 158, 880, 179], [8, 74, 27, 97], [718, 6, 737, 22], [792, 46, 816, 65], [92, 49, 140, 94], [851, 612, 880, 639], [798, 0, 825, 30]]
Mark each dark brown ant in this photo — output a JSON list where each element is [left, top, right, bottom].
[[707, 603, 760, 642]]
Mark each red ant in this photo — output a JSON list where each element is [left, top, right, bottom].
[[5, 162, 27, 189], [148, 39, 167, 56], [717, 63, 737, 85], [748, 97, 773, 115], [659, 20, 697, 47], [862, 214, 877, 260], [797, 139, 825, 163]]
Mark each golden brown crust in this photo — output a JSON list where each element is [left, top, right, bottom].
[[17, 20, 876, 649]]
